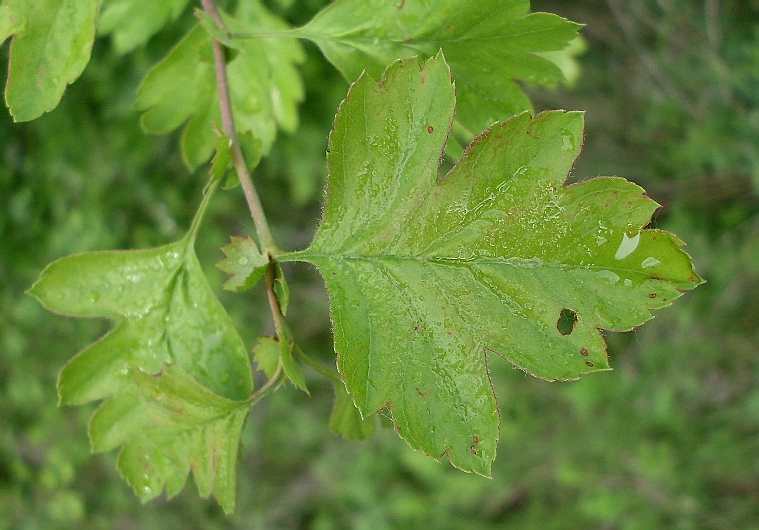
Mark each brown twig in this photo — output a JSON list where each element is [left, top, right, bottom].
[[200, 0, 278, 255]]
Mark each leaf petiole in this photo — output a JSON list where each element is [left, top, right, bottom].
[[294, 344, 341, 383], [200, 0, 279, 255], [248, 363, 284, 404]]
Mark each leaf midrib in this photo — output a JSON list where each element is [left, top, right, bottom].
[[290, 252, 664, 281]]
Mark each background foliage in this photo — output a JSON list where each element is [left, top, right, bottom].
[[1, 0, 757, 528]]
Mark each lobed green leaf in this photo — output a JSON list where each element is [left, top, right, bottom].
[[286, 54, 702, 476], [28, 180, 254, 507], [134, 0, 305, 169], [105, 364, 250, 513], [97, 0, 191, 53], [217, 236, 269, 292], [252, 336, 280, 378], [29, 237, 253, 404], [1, 0, 99, 121], [297, 0, 581, 138]]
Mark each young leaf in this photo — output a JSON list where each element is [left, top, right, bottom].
[[285, 54, 702, 476], [1, 0, 99, 121], [97, 0, 191, 54], [273, 261, 290, 315], [217, 236, 269, 292], [252, 336, 280, 378], [135, 0, 305, 169], [278, 333, 308, 394], [297, 0, 581, 137], [251, 335, 307, 392], [109, 364, 249, 513]]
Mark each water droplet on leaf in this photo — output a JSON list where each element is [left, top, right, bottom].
[[641, 256, 661, 268], [614, 232, 640, 260], [561, 130, 576, 151]]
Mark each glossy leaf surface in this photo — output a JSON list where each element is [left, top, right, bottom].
[[135, 0, 304, 168], [298, 0, 580, 137], [288, 55, 702, 475], [29, 236, 253, 403], [28, 180, 254, 506], [1, 0, 99, 121]]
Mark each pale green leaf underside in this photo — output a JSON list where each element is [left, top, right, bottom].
[[297, 0, 581, 136], [1, 0, 99, 121], [286, 54, 702, 475], [135, 0, 305, 169], [89, 364, 249, 513]]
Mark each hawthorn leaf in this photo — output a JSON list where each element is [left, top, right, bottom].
[[135, 0, 304, 169], [297, 0, 581, 137], [284, 55, 702, 475], [28, 178, 254, 507], [251, 335, 307, 392], [217, 236, 268, 292], [29, 235, 253, 404], [97, 0, 191, 54], [1, 0, 99, 121], [252, 336, 280, 378], [107, 364, 250, 513], [279, 333, 308, 393], [211, 134, 233, 181]]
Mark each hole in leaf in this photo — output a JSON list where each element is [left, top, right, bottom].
[[557, 308, 578, 335]]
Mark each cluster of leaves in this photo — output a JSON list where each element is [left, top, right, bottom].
[[2, 0, 701, 512]]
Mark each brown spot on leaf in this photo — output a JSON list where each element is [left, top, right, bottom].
[[427, 125, 434, 133], [585, 361, 595, 367], [649, 293, 657, 299], [580, 347, 589, 357]]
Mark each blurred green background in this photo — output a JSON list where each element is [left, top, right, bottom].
[[1, 0, 758, 528]]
